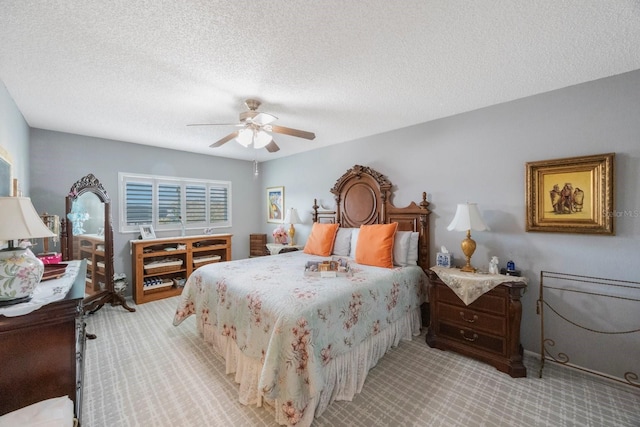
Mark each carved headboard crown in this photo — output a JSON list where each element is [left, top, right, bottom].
[[313, 165, 431, 270]]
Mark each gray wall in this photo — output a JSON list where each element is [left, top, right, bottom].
[[258, 70, 640, 379], [0, 81, 30, 196], [28, 131, 262, 291]]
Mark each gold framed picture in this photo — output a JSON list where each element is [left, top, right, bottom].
[[526, 153, 614, 234], [267, 186, 284, 223]]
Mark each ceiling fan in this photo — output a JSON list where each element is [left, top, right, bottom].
[[188, 99, 316, 153]]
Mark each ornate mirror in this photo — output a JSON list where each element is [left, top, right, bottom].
[[62, 174, 135, 316]]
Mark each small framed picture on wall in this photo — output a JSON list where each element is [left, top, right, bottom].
[[267, 186, 284, 223]]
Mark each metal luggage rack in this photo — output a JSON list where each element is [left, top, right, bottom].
[[537, 270, 640, 388]]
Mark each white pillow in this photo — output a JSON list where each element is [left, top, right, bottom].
[[406, 232, 419, 265], [332, 227, 354, 256], [393, 231, 413, 266], [349, 228, 360, 259]]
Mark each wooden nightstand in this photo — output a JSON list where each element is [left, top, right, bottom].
[[249, 234, 268, 257], [426, 268, 527, 378]]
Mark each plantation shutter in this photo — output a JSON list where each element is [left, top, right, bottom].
[[125, 181, 152, 225], [185, 185, 207, 223], [209, 185, 228, 223], [158, 183, 181, 224]]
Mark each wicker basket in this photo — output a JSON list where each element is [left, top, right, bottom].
[[143, 279, 174, 291], [193, 255, 221, 268], [144, 259, 183, 273]]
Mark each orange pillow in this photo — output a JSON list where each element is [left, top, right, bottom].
[[303, 223, 339, 256], [355, 223, 398, 268]]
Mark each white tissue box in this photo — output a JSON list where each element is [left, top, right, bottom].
[[436, 252, 452, 268]]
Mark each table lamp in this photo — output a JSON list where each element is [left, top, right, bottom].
[[283, 207, 302, 246], [446, 203, 489, 272], [0, 197, 55, 306]]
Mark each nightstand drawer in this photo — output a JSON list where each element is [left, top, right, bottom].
[[437, 302, 506, 336], [436, 285, 506, 316], [439, 322, 506, 355]]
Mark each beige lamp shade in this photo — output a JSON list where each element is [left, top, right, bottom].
[[447, 203, 490, 232], [0, 197, 55, 241], [283, 208, 302, 225]]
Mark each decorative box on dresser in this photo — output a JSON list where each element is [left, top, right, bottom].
[[131, 234, 232, 304], [426, 267, 527, 378], [0, 260, 87, 423]]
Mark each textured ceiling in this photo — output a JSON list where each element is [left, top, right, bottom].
[[1, 1, 639, 162]]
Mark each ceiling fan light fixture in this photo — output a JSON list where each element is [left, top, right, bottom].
[[252, 112, 277, 126], [253, 130, 272, 149], [235, 128, 253, 147], [192, 98, 314, 153]]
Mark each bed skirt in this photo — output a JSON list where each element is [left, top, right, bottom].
[[200, 307, 422, 426]]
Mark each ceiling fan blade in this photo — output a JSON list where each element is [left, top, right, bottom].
[[269, 125, 315, 140], [265, 140, 280, 153], [187, 123, 242, 127], [210, 131, 239, 148]]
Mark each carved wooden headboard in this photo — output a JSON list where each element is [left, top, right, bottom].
[[312, 165, 431, 271]]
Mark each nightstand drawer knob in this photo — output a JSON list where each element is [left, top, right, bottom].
[[460, 330, 479, 342], [459, 312, 478, 323]]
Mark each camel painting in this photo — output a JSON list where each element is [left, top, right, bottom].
[[550, 183, 582, 214]]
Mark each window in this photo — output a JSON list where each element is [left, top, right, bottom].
[[119, 173, 231, 233]]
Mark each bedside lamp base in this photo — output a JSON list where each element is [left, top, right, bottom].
[[288, 224, 296, 246], [459, 230, 477, 273]]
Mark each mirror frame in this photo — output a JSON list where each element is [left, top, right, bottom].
[[61, 173, 135, 314]]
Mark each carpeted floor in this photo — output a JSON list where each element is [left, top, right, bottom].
[[82, 297, 639, 427]]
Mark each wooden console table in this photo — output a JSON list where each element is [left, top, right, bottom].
[[426, 267, 527, 378], [131, 234, 232, 304]]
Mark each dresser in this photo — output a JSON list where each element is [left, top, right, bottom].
[[426, 268, 527, 378], [0, 260, 87, 421]]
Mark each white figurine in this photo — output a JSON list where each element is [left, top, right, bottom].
[[489, 256, 499, 275]]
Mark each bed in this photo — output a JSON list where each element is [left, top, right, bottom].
[[173, 165, 432, 426]]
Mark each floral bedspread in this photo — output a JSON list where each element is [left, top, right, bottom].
[[173, 251, 426, 424]]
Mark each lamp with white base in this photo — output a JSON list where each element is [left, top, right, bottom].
[[0, 197, 55, 306], [446, 203, 489, 273], [283, 207, 302, 246]]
